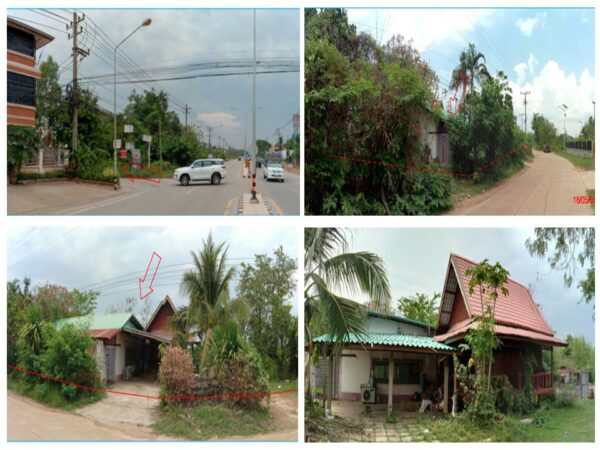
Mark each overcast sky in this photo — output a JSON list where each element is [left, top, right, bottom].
[[341, 228, 595, 344], [348, 8, 595, 136], [9, 8, 300, 149], [7, 226, 299, 324]]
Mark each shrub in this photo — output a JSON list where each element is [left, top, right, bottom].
[[215, 349, 269, 410], [158, 346, 196, 405], [8, 125, 40, 180], [17, 170, 66, 181], [553, 386, 577, 408], [39, 323, 99, 401]]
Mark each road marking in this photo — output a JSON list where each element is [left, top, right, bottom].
[[64, 189, 148, 215], [224, 197, 235, 215], [185, 187, 195, 195], [267, 197, 284, 216]]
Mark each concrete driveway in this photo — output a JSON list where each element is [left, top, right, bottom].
[[450, 150, 594, 215], [76, 378, 160, 428], [8, 390, 168, 441]]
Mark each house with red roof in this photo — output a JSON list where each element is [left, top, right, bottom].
[[310, 253, 566, 415], [57, 295, 187, 384], [435, 254, 566, 400]]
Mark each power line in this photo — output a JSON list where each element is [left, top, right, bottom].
[[9, 228, 78, 268], [9, 16, 68, 35]]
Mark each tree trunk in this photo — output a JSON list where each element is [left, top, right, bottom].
[[199, 327, 213, 378], [325, 351, 333, 418]]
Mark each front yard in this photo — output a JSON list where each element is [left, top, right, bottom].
[[307, 399, 594, 442]]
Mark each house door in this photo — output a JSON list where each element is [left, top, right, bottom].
[[104, 344, 116, 384], [437, 133, 451, 167]]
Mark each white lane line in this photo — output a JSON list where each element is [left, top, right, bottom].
[[65, 189, 148, 215], [185, 187, 196, 195]]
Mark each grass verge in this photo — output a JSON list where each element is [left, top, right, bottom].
[[154, 403, 271, 440], [552, 148, 595, 171], [268, 379, 298, 392], [8, 376, 104, 411], [413, 399, 594, 442]]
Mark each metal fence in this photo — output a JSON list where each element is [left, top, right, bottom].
[[566, 140, 594, 158]]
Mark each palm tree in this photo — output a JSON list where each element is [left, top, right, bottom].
[[180, 234, 246, 376], [450, 43, 491, 98], [304, 228, 391, 416]]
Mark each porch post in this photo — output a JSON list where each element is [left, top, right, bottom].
[[443, 357, 449, 414], [387, 351, 394, 415], [452, 356, 457, 416]]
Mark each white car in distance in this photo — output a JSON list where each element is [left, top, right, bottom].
[[264, 161, 285, 182], [174, 159, 226, 186]]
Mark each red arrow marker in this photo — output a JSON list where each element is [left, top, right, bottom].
[[120, 161, 162, 184], [139, 251, 162, 300]]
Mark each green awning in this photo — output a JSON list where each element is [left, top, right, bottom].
[[314, 332, 456, 352]]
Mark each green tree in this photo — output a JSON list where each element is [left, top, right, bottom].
[[7, 125, 40, 181], [236, 247, 298, 379], [531, 113, 558, 148], [180, 234, 247, 375], [397, 292, 440, 326], [256, 139, 271, 157], [304, 228, 391, 415], [525, 228, 595, 304], [450, 43, 491, 97], [578, 116, 595, 141], [36, 56, 69, 141], [556, 335, 595, 380]]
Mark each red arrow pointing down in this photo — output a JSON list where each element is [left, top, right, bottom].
[[139, 252, 162, 300]]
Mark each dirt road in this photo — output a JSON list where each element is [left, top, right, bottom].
[[7, 391, 167, 441], [8, 389, 298, 441], [450, 150, 594, 215]]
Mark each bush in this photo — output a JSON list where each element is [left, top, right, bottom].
[[17, 170, 66, 181], [158, 346, 196, 405], [8, 125, 40, 180], [553, 386, 577, 408], [215, 349, 269, 410], [74, 145, 114, 182], [40, 324, 99, 401]]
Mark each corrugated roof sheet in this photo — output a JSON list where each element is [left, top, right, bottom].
[[450, 254, 555, 336], [435, 320, 566, 346], [367, 309, 432, 329], [314, 332, 456, 352]]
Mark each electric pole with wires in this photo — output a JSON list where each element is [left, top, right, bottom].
[[67, 11, 89, 166], [520, 90, 531, 134]]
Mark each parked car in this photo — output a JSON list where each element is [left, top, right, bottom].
[[543, 144, 551, 153], [173, 158, 226, 186], [264, 161, 285, 182]]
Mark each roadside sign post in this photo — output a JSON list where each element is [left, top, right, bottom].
[[143, 135, 153, 165]]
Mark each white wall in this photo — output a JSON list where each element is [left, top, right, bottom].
[[339, 349, 371, 394]]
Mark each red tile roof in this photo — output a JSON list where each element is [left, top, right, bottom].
[[89, 329, 119, 340], [435, 254, 565, 346]]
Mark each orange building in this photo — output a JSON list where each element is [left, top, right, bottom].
[[7, 17, 54, 127]]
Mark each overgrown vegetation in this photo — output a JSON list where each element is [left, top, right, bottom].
[[7, 279, 103, 406], [305, 9, 530, 215], [158, 346, 196, 406]]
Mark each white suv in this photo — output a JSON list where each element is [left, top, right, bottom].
[[264, 161, 285, 182], [174, 159, 226, 186]]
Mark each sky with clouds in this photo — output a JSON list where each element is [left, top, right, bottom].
[[347, 8, 595, 136], [7, 226, 299, 324], [340, 228, 594, 344], [9, 8, 300, 149]]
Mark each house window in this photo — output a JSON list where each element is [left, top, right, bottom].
[[8, 27, 36, 57], [7, 72, 36, 107], [372, 360, 422, 384]]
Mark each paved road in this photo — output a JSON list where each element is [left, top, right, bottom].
[[450, 150, 595, 215], [8, 159, 300, 215]]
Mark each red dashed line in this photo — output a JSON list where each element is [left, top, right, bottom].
[[325, 145, 524, 178], [8, 364, 297, 401]]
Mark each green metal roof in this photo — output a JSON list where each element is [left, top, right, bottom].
[[314, 332, 456, 352], [56, 312, 142, 331]]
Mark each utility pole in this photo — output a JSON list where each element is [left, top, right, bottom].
[[559, 104, 568, 151], [68, 12, 88, 164], [159, 116, 163, 171], [183, 104, 191, 131], [520, 91, 531, 134], [208, 126, 212, 149]]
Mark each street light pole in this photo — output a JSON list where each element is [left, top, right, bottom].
[[113, 18, 151, 189], [250, 9, 258, 203]]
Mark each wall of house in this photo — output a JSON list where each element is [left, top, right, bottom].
[[493, 341, 544, 387], [366, 316, 428, 336], [339, 349, 371, 400], [147, 303, 174, 333], [115, 332, 139, 380], [338, 349, 439, 402], [448, 289, 469, 327]]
